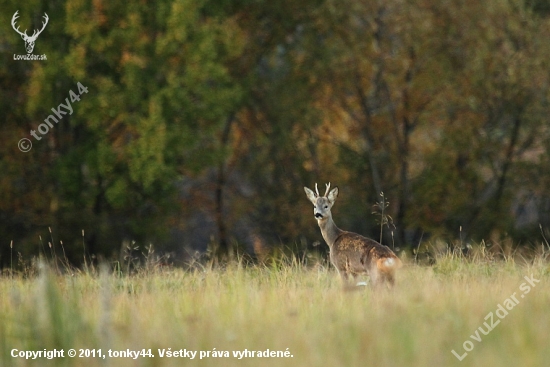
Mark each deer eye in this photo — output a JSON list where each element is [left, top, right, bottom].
[[324, 205, 328, 209]]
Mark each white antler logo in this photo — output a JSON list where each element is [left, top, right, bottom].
[[11, 11, 49, 54]]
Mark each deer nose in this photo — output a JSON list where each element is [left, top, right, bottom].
[[315, 213, 323, 219]]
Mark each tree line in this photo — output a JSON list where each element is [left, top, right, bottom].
[[1, 0, 549, 266]]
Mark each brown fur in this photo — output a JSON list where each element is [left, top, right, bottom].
[[332, 232, 402, 287]]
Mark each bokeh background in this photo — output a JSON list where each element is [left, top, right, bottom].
[[1, 0, 549, 267]]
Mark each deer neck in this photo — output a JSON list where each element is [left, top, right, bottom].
[[318, 215, 342, 248]]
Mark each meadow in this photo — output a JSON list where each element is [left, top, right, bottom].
[[1, 248, 549, 367]]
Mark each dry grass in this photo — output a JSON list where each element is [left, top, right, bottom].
[[1, 251, 550, 367]]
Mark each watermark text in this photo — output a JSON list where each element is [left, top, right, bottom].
[[451, 274, 541, 361], [18, 82, 88, 152]]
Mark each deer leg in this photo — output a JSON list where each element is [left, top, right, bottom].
[[368, 267, 380, 288], [339, 270, 349, 281], [352, 272, 368, 287], [382, 273, 395, 288]]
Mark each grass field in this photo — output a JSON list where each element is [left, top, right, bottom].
[[1, 250, 549, 367]]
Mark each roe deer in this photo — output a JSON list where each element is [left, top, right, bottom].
[[304, 183, 402, 287]]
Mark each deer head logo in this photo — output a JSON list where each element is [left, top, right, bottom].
[[11, 11, 49, 54]]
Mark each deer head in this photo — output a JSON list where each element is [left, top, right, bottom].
[[11, 11, 49, 54], [304, 183, 339, 221]]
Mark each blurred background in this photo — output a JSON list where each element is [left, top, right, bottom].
[[1, 0, 549, 267]]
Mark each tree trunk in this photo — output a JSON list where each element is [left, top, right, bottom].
[[395, 47, 415, 247], [215, 114, 235, 260]]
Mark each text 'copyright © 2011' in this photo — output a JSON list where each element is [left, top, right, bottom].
[[11, 348, 295, 360]]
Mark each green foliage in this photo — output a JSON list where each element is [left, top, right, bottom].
[[1, 0, 550, 264], [1, 0, 246, 260]]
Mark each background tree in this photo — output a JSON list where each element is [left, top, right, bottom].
[[1, 0, 549, 267]]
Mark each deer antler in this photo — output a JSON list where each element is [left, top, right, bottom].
[[324, 182, 331, 197], [11, 11, 27, 38], [29, 13, 48, 40], [11, 11, 48, 41], [315, 183, 320, 197]]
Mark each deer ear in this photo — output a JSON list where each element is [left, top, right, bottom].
[[327, 187, 339, 203], [304, 187, 317, 204]]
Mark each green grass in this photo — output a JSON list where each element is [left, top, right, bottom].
[[1, 254, 550, 367]]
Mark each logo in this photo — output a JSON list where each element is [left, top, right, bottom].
[[12, 10, 48, 60]]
